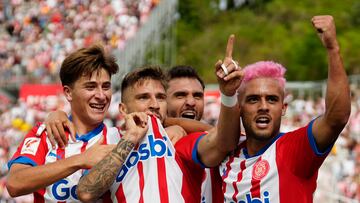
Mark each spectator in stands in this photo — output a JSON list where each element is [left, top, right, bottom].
[[0, 0, 158, 85]]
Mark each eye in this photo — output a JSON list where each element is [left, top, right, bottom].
[[138, 95, 149, 100], [174, 92, 186, 99], [157, 94, 167, 101], [102, 83, 111, 90], [85, 85, 96, 90], [246, 96, 258, 103], [193, 92, 204, 100], [267, 96, 279, 103]]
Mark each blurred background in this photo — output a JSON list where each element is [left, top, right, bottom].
[[0, 0, 359, 202]]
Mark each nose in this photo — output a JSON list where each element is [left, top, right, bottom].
[[149, 96, 160, 110], [185, 96, 196, 107], [95, 88, 106, 101], [258, 98, 269, 112]]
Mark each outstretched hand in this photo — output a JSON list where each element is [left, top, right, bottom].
[[215, 34, 243, 96], [311, 15, 339, 50]]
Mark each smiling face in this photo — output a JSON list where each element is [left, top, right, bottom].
[[166, 77, 204, 121], [120, 79, 167, 123], [239, 77, 287, 143], [64, 68, 112, 129]]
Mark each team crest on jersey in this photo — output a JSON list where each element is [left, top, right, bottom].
[[252, 159, 270, 180], [21, 137, 41, 155]]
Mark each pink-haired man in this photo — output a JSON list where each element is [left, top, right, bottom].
[[196, 15, 350, 202]]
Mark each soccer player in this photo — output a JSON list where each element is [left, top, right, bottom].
[[210, 15, 350, 202], [166, 65, 205, 121], [6, 44, 149, 202], [76, 58, 241, 202], [166, 65, 222, 202]]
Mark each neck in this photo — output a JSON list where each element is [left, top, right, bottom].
[[246, 140, 268, 157], [71, 115, 102, 136], [245, 133, 279, 157]]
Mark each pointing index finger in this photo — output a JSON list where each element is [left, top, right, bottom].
[[225, 34, 235, 58]]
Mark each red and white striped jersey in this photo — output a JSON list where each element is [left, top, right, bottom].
[[200, 167, 223, 203], [200, 134, 246, 203], [8, 122, 120, 203], [220, 120, 332, 203], [108, 116, 216, 203]]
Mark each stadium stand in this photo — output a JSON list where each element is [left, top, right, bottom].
[[0, 0, 163, 87]]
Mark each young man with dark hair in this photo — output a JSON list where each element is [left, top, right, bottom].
[[166, 65, 205, 121], [166, 65, 222, 202], [6, 44, 149, 202]]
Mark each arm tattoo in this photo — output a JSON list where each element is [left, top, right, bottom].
[[77, 139, 134, 200]]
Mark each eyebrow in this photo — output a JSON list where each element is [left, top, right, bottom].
[[156, 92, 167, 98], [135, 93, 150, 97], [173, 91, 188, 96]]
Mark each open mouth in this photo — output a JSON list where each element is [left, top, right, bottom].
[[181, 111, 196, 120], [255, 116, 270, 128], [89, 103, 106, 111]]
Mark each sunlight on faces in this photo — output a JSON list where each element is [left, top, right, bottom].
[[64, 68, 112, 128], [166, 78, 204, 121], [120, 79, 167, 123], [238, 78, 287, 142]]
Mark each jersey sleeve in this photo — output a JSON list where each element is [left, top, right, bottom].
[[8, 122, 50, 169], [174, 131, 207, 168], [276, 119, 333, 178]]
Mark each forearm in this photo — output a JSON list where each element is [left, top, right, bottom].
[[314, 47, 351, 151], [216, 104, 241, 152], [164, 117, 213, 132], [325, 47, 351, 126], [77, 139, 134, 202], [7, 156, 82, 197], [198, 104, 241, 167]]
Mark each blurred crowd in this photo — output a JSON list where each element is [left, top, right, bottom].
[[0, 0, 159, 86], [284, 92, 360, 201]]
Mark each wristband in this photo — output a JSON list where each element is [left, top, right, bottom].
[[220, 92, 238, 107]]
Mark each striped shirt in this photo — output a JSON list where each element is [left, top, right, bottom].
[[219, 119, 332, 203], [8, 122, 119, 203], [108, 116, 221, 203]]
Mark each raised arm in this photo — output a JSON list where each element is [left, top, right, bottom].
[[311, 15, 351, 151], [77, 112, 149, 202], [197, 35, 243, 167]]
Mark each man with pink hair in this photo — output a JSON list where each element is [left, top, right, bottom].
[[196, 15, 350, 202]]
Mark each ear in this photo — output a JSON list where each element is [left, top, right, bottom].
[[63, 85, 72, 102], [119, 102, 127, 116], [282, 102, 288, 116]]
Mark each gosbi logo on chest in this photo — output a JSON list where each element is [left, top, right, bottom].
[[116, 134, 173, 182], [252, 159, 270, 180]]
